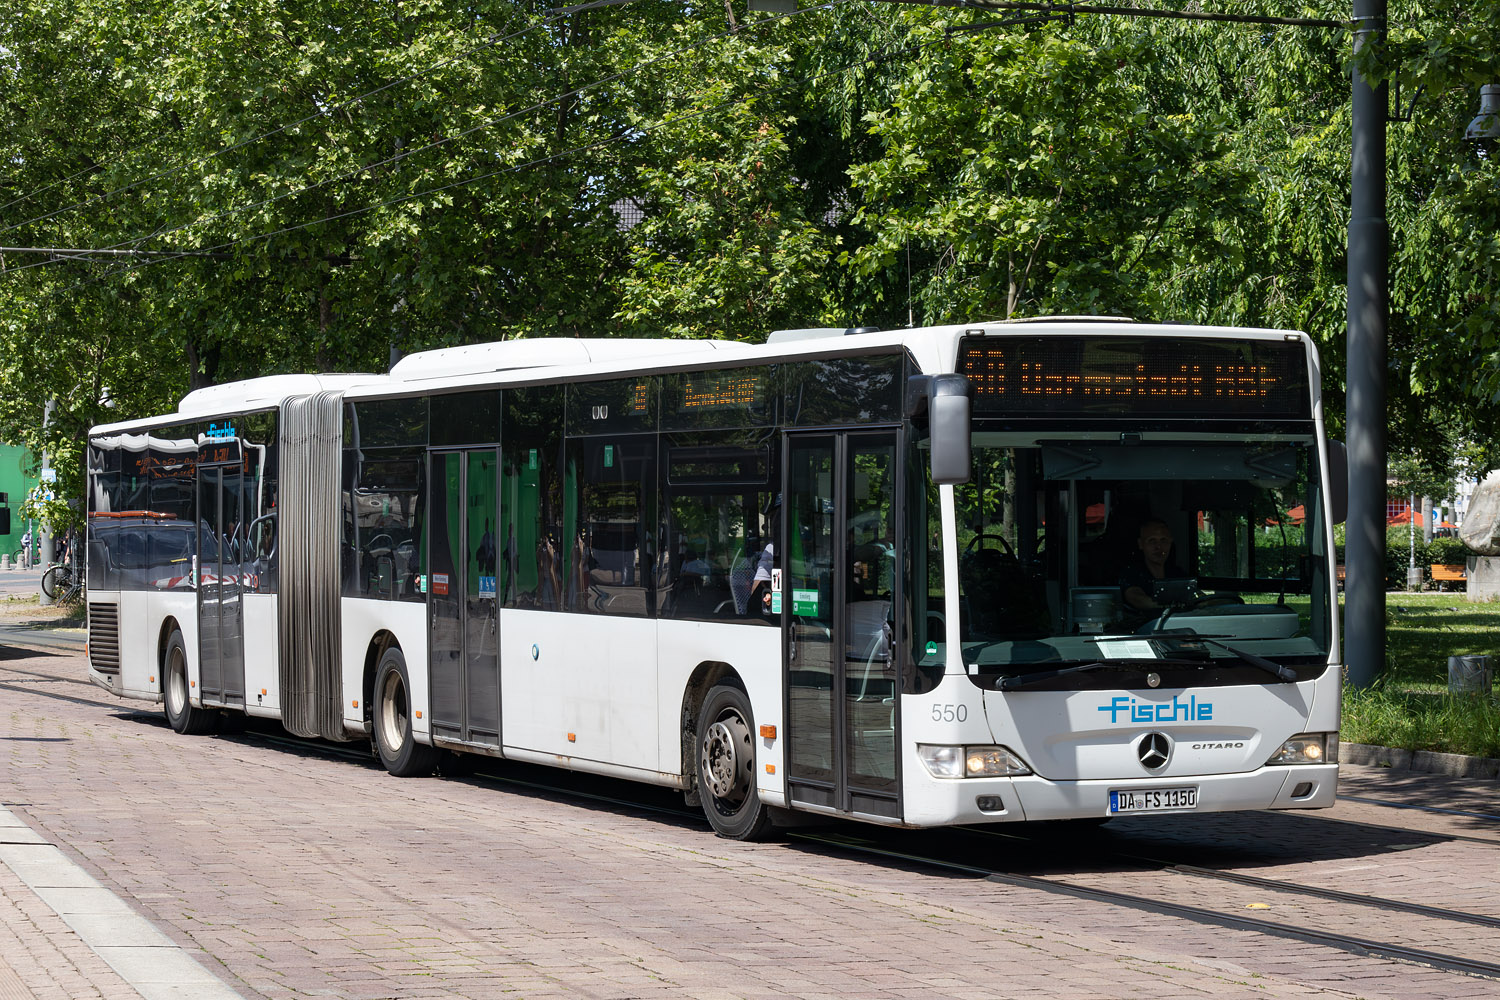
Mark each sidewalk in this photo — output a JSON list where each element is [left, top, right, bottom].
[[0, 564, 44, 599], [0, 807, 241, 1000], [0, 564, 84, 655]]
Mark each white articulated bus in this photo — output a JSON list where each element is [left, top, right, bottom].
[[86, 321, 1344, 838]]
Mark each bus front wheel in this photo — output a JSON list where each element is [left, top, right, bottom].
[[373, 647, 437, 777], [163, 629, 217, 735], [695, 684, 773, 841]]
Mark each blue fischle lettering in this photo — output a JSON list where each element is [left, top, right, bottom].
[[1098, 695, 1213, 725]]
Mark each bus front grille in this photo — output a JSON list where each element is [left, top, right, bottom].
[[88, 602, 120, 674]]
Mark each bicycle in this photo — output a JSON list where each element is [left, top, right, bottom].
[[41, 562, 84, 606]]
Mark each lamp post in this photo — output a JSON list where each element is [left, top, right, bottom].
[[37, 400, 55, 606], [1467, 84, 1500, 154], [1342, 0, 1387, 687]]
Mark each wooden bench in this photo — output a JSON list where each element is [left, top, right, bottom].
[[1431, 563, 1466, 590]]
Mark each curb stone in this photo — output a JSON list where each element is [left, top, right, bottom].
[[1340, 741, 1500, 780]]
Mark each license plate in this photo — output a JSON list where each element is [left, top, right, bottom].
[[1109, 787, 1199, 814]]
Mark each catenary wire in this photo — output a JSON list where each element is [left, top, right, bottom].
[[1, 0, 836, 280], [20, 0, 878, 294], [0, 8, 577, 239]]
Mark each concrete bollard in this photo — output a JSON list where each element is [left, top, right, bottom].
[[0, 554, 8, 570], [1447, 655, 1493, 696]]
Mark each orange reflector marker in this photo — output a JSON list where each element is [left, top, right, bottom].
[[352, 700, 359, 708], [190, 680, 196, 688], [261, 689, 267, 696], [568, 732, 576, 743], [759, 724, 776, 739], [415, 710, 422, 719], [148, 676, 155, 684]]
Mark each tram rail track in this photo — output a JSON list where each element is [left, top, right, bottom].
[[799, 828, 1500, 982], [440, 758, 1500, 984], [172, 723, 1500, 982]]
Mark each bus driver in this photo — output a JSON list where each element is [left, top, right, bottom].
[[1119, 518, 1185, 612]]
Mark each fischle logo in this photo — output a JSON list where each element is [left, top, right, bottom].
[[1098, 694, 1213, 725]]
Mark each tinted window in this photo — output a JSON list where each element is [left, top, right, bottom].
[[431, 390, 501, 446], [87, 423, 199, 592], [782, 354, 902, 426], [660, 367, 775, 431], [350, 397, 428, 448], [566, 378, 658, 436], [566, 436, 657, 616], [502, 386, 565, 611], [352, 448, 426, 601], [660, 429, 778, 624]]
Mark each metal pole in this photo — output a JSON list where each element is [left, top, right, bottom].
[[1344, 0, 1387, 687]]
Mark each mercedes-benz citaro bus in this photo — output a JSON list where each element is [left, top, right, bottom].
[[85, 320, 1343, 839]]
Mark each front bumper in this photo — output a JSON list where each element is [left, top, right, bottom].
[[901, 763, 1338, 826]]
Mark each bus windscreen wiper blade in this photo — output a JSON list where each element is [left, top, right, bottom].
[[1198, 639, 1298, 682], [997, 658, 1208, 691]]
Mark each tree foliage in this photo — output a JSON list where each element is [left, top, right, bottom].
[[0, 1, 1496, 511]]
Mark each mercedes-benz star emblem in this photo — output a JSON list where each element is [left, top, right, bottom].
[[1137, 732, 1171, 771]]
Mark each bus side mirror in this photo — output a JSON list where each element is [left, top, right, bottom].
[[1327, 439, 1347, 525], [907, 374, 971, 486]]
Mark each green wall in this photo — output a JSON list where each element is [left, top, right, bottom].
[[0, 443, 40, 543]]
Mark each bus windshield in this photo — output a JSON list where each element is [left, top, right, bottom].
[[952, 429, 1334, 681]]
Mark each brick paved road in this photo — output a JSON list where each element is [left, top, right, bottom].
[[2, 643, 1498, 1000]]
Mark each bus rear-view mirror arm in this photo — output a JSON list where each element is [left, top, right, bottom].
[[906, 374, 972, 486]]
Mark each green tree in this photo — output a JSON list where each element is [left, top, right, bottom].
[[844, 14, 1247, 324]]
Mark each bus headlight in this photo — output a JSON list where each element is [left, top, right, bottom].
[[918, 744, 1032, 779], [1266, 733, 1339, 765]]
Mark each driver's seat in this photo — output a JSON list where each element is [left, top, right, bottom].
[[959, 547, 1048, 639]]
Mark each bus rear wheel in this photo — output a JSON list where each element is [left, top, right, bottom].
[[163, 629, 217, 735], [373, 647, 437, 777], [695, 684, 773, 841]]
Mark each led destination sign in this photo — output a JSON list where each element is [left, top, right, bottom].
[[959, 336, 1312, 419], [679, 370, 766, 412]]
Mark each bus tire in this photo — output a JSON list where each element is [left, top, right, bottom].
[[695, 683, 773, 841], [373, 647, 436, 777], [163, 629, 217, 735]]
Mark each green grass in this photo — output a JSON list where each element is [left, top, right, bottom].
[[1340, 592, 1500, 759]]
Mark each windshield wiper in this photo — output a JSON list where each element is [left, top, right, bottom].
[[997, 658, 1209, 692], [1199, 638, 1298, 682]]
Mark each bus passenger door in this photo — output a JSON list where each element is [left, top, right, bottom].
[[783, 431, 901, 821], [428, 449, 501, 749], [196, 460, 246, 709]]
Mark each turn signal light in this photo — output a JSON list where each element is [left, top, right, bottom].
[[759, 724, 776, 739]]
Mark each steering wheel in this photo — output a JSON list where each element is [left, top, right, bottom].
[[1171, 593, 1245, 611], [964, 533, 1016, 558]]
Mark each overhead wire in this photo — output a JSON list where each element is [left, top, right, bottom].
[[0, 7, 576, 239], [1, 0, 819, 279], [6, 0, 862, 285], [30, 0, 926, 303]]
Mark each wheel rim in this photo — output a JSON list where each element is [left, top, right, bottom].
[[701, 707, 752, 806], [378, 669, 408, 753], [166, 647, 186, 716]]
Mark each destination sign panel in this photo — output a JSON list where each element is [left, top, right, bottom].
[[958, 336, 1312, 419]]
